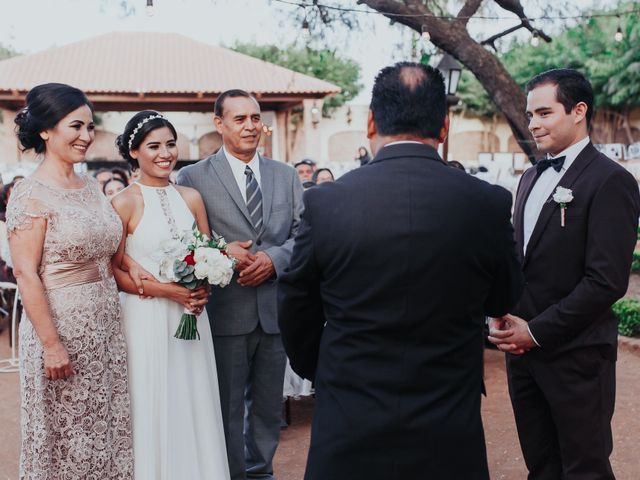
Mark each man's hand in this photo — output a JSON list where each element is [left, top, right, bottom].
[[226, 240, 256, 272], [238, 251, 275, 287], [488, 314, 536, 355]]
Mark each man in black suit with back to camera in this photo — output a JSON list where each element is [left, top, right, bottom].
[[278, 61, 524, 480], [489, 69, 640, 479]]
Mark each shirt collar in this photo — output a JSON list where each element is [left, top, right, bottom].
[[223, 146, 259, 170], [383, 140, 424, 148], [548, 136, 590, 172]]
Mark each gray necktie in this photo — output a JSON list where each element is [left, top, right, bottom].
[[245, 165, 263, 231]]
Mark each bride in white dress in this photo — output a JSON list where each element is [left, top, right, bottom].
[[110, 111, 230, 480]]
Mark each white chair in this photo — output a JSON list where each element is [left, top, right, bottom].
[[0, 281, 20, 373]]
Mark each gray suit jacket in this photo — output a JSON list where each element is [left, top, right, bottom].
[[177, 149, 304, 336]]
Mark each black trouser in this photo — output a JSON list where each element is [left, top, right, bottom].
[[506, 348, 616, 480]]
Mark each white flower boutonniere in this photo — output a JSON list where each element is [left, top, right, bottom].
[[552, 186, 573, 227]]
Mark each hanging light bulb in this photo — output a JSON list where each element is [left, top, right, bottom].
[[302, 18, 310, 40], [615, 17, 624, 42], [421, 25, 430, 42], [530, 30, 540, 47], [146, 0, 154, 17]]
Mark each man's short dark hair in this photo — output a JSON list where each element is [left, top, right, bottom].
[[526, 69, 594, 127], [214, 89, 257, 117], [369, 62, 446, 139]]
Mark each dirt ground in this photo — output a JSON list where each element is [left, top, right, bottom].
[[1, 326, 639, 480]]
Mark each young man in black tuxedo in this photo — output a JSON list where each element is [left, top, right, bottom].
[[489, 69, 640, 479], [278, 62, 523, 480]]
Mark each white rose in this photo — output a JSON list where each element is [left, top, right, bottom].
[[193, 247, 211, 264], [159, 257, 179, 282], [193, 261, 211, 280], [553, 186, 573, 204], [206, 253, 235, 287]]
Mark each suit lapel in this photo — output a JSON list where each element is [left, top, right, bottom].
[[523, 144, 598, 267], [513, 168, 538, 261], [209, 150, 253, 227], [258, 154, 273, 236]]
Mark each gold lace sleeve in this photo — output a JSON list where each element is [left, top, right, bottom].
[[6, 179, 53, 235]]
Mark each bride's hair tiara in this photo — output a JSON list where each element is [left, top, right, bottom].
[[128, 114, 164, 149]]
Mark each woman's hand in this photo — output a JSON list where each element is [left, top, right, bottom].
[[43, 341, 75, 381], [123, 256, 157, 298], [165, 284, 210, 315]]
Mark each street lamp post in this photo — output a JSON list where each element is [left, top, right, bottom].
[[437, 54, 463, 162]]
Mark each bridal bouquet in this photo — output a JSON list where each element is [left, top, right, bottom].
[[158, 225, 236, 340]]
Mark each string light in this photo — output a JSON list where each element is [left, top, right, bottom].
[[302, 18, 311, 39], [273, 0, 639, 22], [421, 25, 430, 42], [530, 30, 540, 47], [615, 16, 624, 42], [301, 5, 311, 40], [146, 0, 154, 17]]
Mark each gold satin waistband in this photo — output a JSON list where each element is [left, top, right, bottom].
[[40, 261, 102, 290]]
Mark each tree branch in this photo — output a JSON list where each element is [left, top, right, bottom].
[[457, 0, 484, 25], [480, 23, 525, 51]]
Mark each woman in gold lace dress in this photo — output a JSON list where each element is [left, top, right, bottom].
[[8, 83, 133, 479]]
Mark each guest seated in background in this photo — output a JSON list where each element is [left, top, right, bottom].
[[130, 166, 142, 182], [111, 167, 130, 186], [93, 167, 113, 187], [294, 159, 315, 184], [0, 181, 15, 272], [103, 177, 126, 200], [312, 168, 334, 184], [355, 146, 371, 166], [0, 180, 16, 334]]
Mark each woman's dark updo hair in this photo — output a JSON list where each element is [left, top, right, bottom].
[[116, 110, 177, 169], [14, 83, 93, 154]]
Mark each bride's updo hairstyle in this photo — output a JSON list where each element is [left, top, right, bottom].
[[116, 110, 177, 169], [14, 83, 93, 154]]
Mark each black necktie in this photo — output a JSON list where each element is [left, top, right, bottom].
[[535, 156, 566, 175]]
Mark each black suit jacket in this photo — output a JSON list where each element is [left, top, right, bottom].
[[278, 143, 523, 480], [512, 143, 640, 359]]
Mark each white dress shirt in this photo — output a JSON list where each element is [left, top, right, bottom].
[[522, 136, 589, 347], [523, 136, 590, 254], [223, 146, 261, 203]]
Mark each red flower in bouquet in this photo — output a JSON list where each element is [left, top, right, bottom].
[[184, 252, 196, 266]]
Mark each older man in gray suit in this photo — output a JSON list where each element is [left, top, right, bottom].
[[177, 89, 303, 480]]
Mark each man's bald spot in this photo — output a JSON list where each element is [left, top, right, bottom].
[[399, 66, 428, 91]]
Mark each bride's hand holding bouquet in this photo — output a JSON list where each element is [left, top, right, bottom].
[[158, 224, 236, 340]]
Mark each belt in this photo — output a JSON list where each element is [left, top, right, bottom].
[[40, 260, 102, 290]]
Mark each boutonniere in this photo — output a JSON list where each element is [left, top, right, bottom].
[[552, 186, 573, 227]]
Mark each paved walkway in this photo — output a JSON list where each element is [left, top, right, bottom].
[[1, 329, 639, 479]]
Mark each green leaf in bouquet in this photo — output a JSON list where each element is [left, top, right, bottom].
[[183, 265, 194, 275], [184, 279, 199, 289], [182, 273, 195, 283]]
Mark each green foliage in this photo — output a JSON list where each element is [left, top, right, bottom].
[[457, 4, 640, 117], [232, 43, 362, 116], [613, 298, 640, 337], [632, 251, 640, 272], [455, 71, 498, 118]]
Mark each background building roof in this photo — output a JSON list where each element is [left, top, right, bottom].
[[0, 31, 340, 111]]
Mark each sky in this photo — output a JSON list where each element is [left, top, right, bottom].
[[0, 0, 608, 103]]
